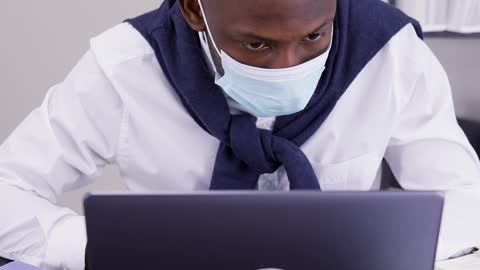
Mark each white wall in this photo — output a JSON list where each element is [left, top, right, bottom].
[[1, 1, 479, 214]]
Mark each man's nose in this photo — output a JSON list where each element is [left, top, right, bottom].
[[270, 47, 304, 69]]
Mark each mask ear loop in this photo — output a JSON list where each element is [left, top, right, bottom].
[[197, 0, 222, 57]]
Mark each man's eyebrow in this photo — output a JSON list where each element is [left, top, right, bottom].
[[232, 17, 335, 42], [311, 17, 334, 33]]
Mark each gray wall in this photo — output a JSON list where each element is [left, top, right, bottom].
[[425, 37, 480, 120], [0, 1, 160, 214], [1, 1, 480, 213]]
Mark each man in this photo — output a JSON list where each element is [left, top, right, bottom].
[[1, 0, 479, 269]]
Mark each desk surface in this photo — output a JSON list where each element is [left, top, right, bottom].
[[2, 256, 480, 270], [2, 251, 480, 270], [0, 262, 39, 270]]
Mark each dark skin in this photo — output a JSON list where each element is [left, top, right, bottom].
[[84, 2, 336, 268], [178, 0, 337, 73]]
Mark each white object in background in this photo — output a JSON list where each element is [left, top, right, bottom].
[[395, 0, 429, 27], [447, 0, 480, 33], [396, 0, 480, 33], [425, 0, 449, 32], [396, 0, 448, 32]]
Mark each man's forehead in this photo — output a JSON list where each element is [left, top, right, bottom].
[[203, 0, 336, 23], [202, 0, 336, 42]]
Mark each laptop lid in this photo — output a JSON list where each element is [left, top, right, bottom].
[[84, 191, 443, 270]]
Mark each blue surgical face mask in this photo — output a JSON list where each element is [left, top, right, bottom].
[[198, 0, 332, 118]]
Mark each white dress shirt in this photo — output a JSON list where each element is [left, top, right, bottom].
[[1, 21, 480, 270]]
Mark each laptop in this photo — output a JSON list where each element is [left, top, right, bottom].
[[84, 191, 443, 270]]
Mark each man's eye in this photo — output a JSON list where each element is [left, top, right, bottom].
[[242, 41, 269, 51], [304, 32, 324, 42]]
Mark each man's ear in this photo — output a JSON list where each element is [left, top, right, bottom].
[[177, 0, 206, 32]]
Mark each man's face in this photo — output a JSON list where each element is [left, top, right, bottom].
[[182, 0, 337, 70]]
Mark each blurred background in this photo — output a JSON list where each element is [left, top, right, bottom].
[[1, 0, 479, 214]]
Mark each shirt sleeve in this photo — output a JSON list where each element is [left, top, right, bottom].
[[384, 34, 480, 191], [0, 50, 126, 270], [383, 31, 480, 261]]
